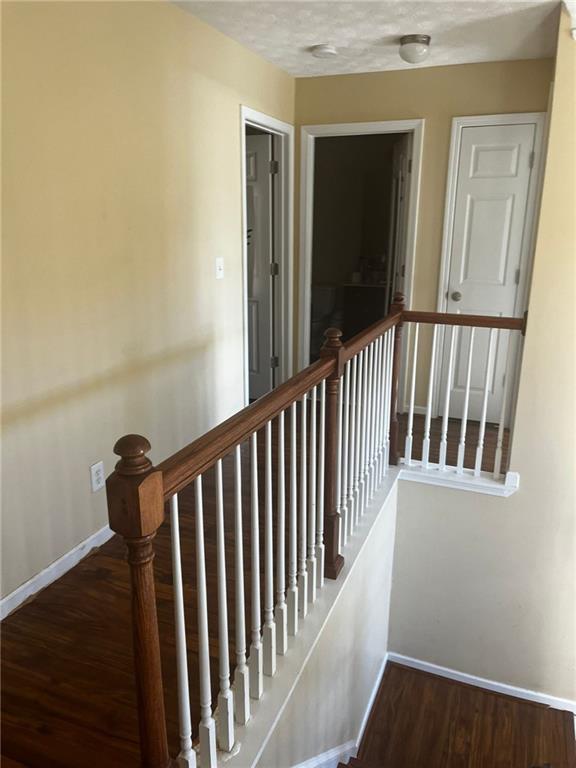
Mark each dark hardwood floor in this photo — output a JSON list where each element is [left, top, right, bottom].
[[354, 662, 576, 768], [397, 412, 510, 474], [2, 413, 509, 767]]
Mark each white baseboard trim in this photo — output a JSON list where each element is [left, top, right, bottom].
[[291, 740, 356, 768], [387, 652, 576, 715], [1, 524, 114, 620], [356, 655, 388, 748], [398, 462, 520, 497]]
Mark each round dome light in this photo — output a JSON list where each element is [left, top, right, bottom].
[[311, 44, 339, 59], [399, 34, 431, 64]]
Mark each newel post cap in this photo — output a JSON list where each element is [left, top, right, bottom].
[[321, 326, 343, 350], [107, 434, 165, 538]]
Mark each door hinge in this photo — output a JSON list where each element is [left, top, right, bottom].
[[528, 150, 535, 169], [515, 267, 520, 285], [270, 355, 279, 369], [408, 158, 413, 174], [269, 160, 279, 175], [270, 262, 279, 276]]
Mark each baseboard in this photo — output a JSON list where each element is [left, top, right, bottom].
[[291, 740, 356, 768], [1, 525, 114, 620], [387, 652, 576, 715], [356, 655, 388, 748]]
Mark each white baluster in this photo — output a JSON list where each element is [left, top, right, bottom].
[[457, 327, 476, 474], [194, 476, 217, 768], [354, 349, 363, 524], [307, 387, 318, 602], [249, 433, 263, 699], [336, 374, 344, 551], [475, 329, 497, 477], [340, 362, 350, 546], [233, 446, 250, 725], [360, 346, 370, 515], [215, 461, 234, 751], [383, 328, 395, 476], [287, 402, 298, 635], [275, 411, 288, 655], [494, 331, 512, 479], [316, 380, 326, 590], [263, 422, 276, 676], [439, 326, 458, 471], [169, 495, 196, 768], [370, 338, 381, 501], [298, 394, 308, 618], [363, 343, 373, 508], [422, 325, 439, 469], [379, 333, 389, 480], [404, 324, 419, 467], [347, 355, 357, 535]]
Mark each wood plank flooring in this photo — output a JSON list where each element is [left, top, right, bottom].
[[2, 413, 508, 766], [355, 663, 576, 768]]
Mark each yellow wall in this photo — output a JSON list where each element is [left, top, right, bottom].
[[389, 7, 576, 701], [295, 58, 554, 351], [1, 1, 294, 597]]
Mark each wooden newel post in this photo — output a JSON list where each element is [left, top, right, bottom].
[[106, 435, 172, 768], [388, 292, 405, 465], [320, 328, 345, 580]]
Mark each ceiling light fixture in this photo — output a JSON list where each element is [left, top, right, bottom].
[[310, 44, 338, 59], [399, 34, 431, 64]]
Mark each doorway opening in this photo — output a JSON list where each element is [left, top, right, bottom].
[[299, 120, 424, 369], [241, 107, 294, 404]]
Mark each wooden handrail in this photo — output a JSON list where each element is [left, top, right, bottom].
[[402, 310, 526, 332], [160, 356, 334, 499]]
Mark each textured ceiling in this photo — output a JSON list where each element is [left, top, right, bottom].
[[179, 0, 560, 77]]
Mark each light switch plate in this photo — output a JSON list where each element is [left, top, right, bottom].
[[90, 461, 105, 493]]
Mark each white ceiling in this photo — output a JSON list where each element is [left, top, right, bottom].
[[179, 0, 561, 77]]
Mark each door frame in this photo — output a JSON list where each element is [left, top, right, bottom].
[[241, 106, 294, 405], [298, 119, 425, 370], [432, 112, 546, 417]]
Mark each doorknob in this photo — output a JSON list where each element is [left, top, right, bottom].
[[451, 291, 462, 302]]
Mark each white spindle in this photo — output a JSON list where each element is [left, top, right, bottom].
[[263, 422, 276, 676], [422, 325, 439, 469], [360, 346, 370, 515], [475, 329, 497, 477], [249, 433, 263, 699], [354, 349, 363, 524], [275, 411, 288, 655], [298, 394, 308, 618], [457, 327, 476, 474], [379, 332, 389, 480], [215, 461, 234, 751], [439, 326, 458, 471], [340, 362, 350, 546], [382, 328, 395, 476], [316, 380, 326, 590], [364, 343, 373, 506], [494, 331, 512, 479], [307, 387, 318, 602], [347, 355, 357, 535], [404, 324, 419, 466], [336, 374, 344, 551], [373, 336, 383, 494], [370, 338, 381, 501], [194, 476, 217, 768], [287, 403, 298, 635], [233, 446, 250, 725], [169, 495, 196, 768]]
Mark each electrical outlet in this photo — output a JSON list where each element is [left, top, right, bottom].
[[215, 257, 224, 280], [90, 461, 105, 493]]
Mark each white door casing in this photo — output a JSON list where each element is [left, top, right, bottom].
[[246, 133, 274, 400], [437, 114, 545, 424]]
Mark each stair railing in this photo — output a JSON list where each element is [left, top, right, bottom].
[[105, 292, 526, 767]]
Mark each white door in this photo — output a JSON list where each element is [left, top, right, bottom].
[[440, 121, 539, 423], [246, 134, 274, 400]]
